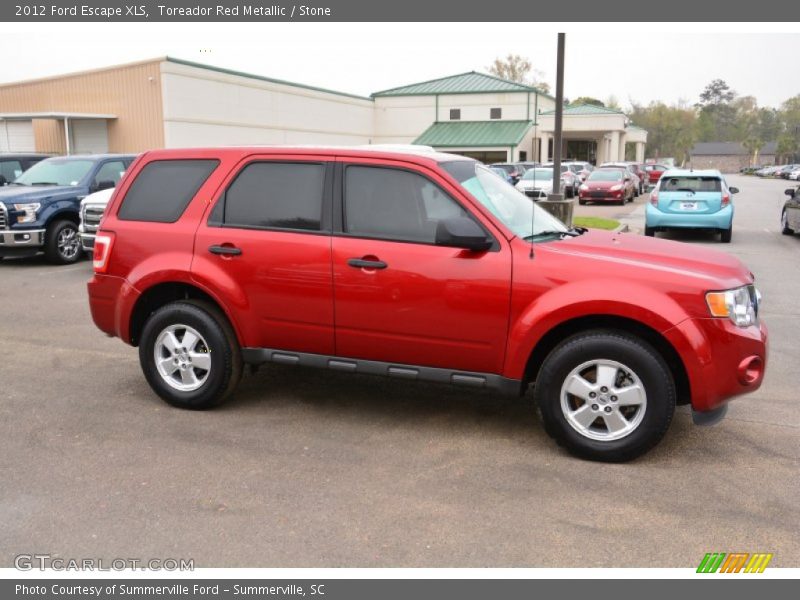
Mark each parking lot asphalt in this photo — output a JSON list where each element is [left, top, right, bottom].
[[1, 174, 798, 568]]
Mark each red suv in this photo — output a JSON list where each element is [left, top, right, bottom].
[[87, 147, 767, 462]]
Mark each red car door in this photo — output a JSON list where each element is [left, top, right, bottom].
[[192, 155, 335, 354], [331, 158, 512, 374]]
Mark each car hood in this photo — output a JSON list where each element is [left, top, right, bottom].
[[518, 179, 554, 189], [0, 185, 79, 204], [543, 229, 751, 288], [584, 180, 623, 189]]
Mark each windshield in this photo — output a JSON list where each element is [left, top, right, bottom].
[[588, 170, 623, 182], [441, 161, 568, 240], [522, 168, 555, 181], [14, 159, 94, 186]]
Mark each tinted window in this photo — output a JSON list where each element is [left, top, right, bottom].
[[222, 162, 325, 231], [490, 107, 502, 119], [344, 166, 467, 243], [93, 161, 126, 186], [118, 159, 219, 223], [0, 160, 22, 182], [660, 176, 722, 192], [449, 109, 461, 120]]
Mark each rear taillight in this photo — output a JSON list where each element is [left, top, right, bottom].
[[93, 232, 115, 273], [721, 193, 730, 207], [650, 190, 659, 206]]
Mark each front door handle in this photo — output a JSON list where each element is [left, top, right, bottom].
[[209, 244, 242, 256], [347, 258, 388, 270]]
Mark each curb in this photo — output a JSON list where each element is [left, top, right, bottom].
[[612, 223, 629, 234]]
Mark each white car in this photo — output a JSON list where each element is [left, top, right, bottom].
[[788, 169, 800, 181], [515, 167, 557, 199], [79, 187, 115, 252]]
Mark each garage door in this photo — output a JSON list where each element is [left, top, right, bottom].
[[0, 120, 35, 152], [70, 119, 109, 153]]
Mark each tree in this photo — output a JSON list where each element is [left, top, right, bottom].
[[605, 95, 622, 111], [698, 79, 736, 107], [487, 54, 551, 93], [628, 101, 697, 163], [571, 96, 604, 107]]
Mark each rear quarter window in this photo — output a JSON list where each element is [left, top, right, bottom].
[[117, 159, 219, 223]]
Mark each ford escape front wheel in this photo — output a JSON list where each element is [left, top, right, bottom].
[[534, 330, 675, 462], [139, 300, 242, 409]]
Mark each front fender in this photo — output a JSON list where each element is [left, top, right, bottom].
[[504, 278, 693, 379]]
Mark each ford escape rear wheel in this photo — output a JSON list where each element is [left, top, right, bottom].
[[139, 300, 242, 409], [534, 330, 675, 462]]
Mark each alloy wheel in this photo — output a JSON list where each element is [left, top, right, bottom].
[[154, 324, 212, 392]]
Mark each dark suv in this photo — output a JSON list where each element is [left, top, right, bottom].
[[87, 147, 767, 462], [0, 154, 135, 263]]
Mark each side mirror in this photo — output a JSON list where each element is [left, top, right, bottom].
[[91, 180, 115, 193], [729, 187, 739, 194], [0, 175, 6, 186], [435, 217, 492, 252], [786, 188, 797, 198]]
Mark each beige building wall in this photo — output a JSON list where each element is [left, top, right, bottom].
[[0, 59, 164, 153], [160, 61, 374, 148]]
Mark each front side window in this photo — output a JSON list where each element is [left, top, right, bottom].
[[93, 161, 127, 186], [0, 160, 22, 182], [118, 159, 219, 223], [221, 162, 325, 231], [344, 166, 467, 244], [14, 158, 94, 186]]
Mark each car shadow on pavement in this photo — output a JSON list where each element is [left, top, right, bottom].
[[651, 230, 723, 244]]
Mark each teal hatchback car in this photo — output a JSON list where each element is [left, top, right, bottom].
[[645, 169, 738, 242]]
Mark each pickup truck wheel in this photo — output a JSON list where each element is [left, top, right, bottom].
[[139, 300, 242, 410], [534, 330, 675, 462], [44, 220, 82, 264]]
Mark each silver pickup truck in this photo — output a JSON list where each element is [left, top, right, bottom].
[[79, 187, 115, 252]]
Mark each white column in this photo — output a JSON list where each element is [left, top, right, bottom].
[[618, 133, 627, 162], [636, 142, 645, 163], [541, 134, 551, 163], [609, 131, 620, 161]]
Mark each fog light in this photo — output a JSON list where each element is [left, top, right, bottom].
[[737, 356, 763, 385]]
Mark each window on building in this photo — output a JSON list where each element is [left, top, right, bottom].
[[449, 109, 461, 120], [490, 108, 502, 119], [222, 162, 325, 231], [118, 159, 219, 223], [344, 165, 467, 244], [519, 151, 527, 161]]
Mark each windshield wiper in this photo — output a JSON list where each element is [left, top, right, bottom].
[[525, 229, 582, 241]]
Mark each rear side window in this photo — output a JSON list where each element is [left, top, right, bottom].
[[118, 159, 219, 223], [221, 162, 325, 231], [660, 176, 722, 192], [344, 165, 467, 244]]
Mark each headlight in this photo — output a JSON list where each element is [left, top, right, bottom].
[[610, 184, 623, 191], [706, 285, 760, 327], [579, 184, 589, 191], [13, 203, 41, 224]]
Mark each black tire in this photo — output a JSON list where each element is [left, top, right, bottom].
[[720, 227, 732, 243], [644, 226, 656, 237], [781, 211, 794, 235], [44, 220, 82, 264], [139, 300, 242, 410], [578, 199, 586, 206], [534, 330, 675, 462]]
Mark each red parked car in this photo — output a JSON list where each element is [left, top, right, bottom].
[[644, 163, 670, 185], [578, 168, 636, 205], [87, 147, 767, 462]]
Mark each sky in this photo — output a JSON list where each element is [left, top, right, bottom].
[[1, 23, 798, 109]]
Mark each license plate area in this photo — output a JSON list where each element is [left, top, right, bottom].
[[680, 201, 698, 210]]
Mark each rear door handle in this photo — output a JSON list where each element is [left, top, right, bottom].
[[209, 244, 242, 256], [347, 258, 388, 270]]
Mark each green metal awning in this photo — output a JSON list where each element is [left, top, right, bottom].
[[413, 120, 534, 147]]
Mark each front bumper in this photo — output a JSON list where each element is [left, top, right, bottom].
[[646, 204, 733, 230], [665, 317, 768, 414], [0, 228, 46, 254], [79, 232, 95, 252]]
